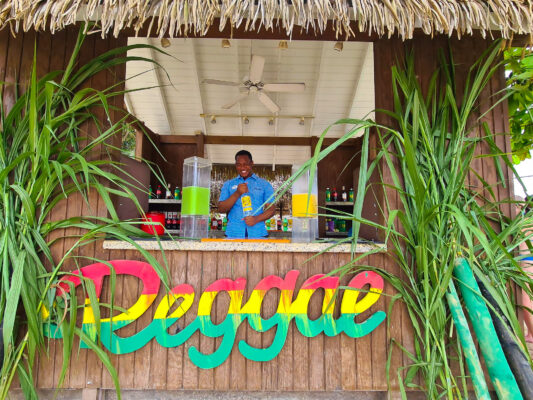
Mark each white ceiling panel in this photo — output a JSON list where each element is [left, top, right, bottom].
[[126, 38, 375, 160]]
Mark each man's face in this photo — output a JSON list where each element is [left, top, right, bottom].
[[235, 155, 253, 179]]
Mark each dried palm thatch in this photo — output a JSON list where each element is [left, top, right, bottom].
[[0, 0, 532, 40]]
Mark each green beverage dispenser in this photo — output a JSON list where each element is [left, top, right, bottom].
[[181, 156, 211, 238]]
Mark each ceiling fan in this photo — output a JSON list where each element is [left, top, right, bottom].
[[202, 55, 305, 113]]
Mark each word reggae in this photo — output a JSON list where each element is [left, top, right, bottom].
[[43, 260, 386, 369]]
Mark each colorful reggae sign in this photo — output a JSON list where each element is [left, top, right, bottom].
[[43, 260, 386, 369]]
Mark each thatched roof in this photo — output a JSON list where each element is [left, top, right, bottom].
[[1, 0, 532, 40]]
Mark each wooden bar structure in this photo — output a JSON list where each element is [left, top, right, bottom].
[[0, 11, 517, 397]]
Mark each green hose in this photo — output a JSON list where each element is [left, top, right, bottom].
[[445, 279, 490, 399], [454, 258, 523, 399]]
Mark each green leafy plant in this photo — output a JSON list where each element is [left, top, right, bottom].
[[371, 43, 533, 398], [282, 41, 533, 398], [504, 47, 533, 163], [0, 29, 171, 399]]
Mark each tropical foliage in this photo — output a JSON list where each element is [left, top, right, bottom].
[[371, 43, 533, 397], [0, 29, 169, 399], [504, 47, 533, 163], [285, 41, 533, 398]]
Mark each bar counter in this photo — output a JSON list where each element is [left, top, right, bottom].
[[103, 238, 385, 253]]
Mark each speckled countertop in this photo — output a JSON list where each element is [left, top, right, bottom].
[[103, 238, 385, 253]]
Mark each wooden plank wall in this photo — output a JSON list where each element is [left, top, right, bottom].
[[150, 136, 202, 190], [374, 35, 514, 216]]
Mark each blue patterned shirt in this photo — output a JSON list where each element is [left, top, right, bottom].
[[219, 174, 274, 238]]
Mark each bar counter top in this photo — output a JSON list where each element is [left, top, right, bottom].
[[103, 238, 385, 253]]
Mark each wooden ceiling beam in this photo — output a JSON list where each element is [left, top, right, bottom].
[[123, 21, 526, 44], [309, 42, 325, 137], [190, 39, 208, 136], [159, 135, 198, 144], [148, 40, 175, 134], [345, 42, 370, 134], [126, 19, 377, 41], [156, 135, 360, 147]]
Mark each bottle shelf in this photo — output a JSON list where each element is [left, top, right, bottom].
[[325, 201, 354, 206], [325, 231, 349, 236], [149, 199, 182, 204]]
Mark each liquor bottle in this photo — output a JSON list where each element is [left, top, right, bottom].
[[156, 185, 162, 199], [218, 218, 222, 230], [282, 218, 288, 231], [277, 218, 282, 231], [222, 216, 227, 231], [349, 188, 354, 202], [332, 188, 338, 202], [325, 187, 331, 202], [174, 186, 180, 200], [241, 194, 253, 217], [340, 219, 346, 232], [165, 212, 171, 230], [148, 185, 153, 200], [341, 186, 347, 201], [325, 218, 329, 231], [172, 212, 178, 230], [165, 183, 172, 199], [177, 214, 181, 231]]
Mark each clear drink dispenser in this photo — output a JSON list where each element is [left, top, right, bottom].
[[181, 156, 211, 238], [291, 165, 318, 243]]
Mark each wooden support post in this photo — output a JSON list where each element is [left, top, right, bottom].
[[195, 130, 205, 158]]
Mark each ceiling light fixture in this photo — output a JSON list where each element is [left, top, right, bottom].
[[278, 40, 288, 50], [221, 39, 231, 48], [333, 42, 344, 52], [243, 116, 249, 125], [268, 117, 275, 126], [299, 117, 305, 126], [210, 115, 217, 124], [160, 38, 171, 48]]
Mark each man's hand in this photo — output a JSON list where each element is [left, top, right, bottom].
[[243, 215, 257, 226], [236, 183, 249, 195]]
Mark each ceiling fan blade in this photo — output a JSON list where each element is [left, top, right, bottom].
[[257, 91, 280, 113], [222, 92, 249, 109], [263, 83, 306, 93], [202, 79, 241, 86], [249, 55, 265, 83]]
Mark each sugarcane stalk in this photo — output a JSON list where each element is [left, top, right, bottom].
[[445, 279, 490, 400], [454, 258, 523, 399], [476, 279, 533, 399]]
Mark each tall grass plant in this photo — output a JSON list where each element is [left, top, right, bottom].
[[282, 40, 533, 398], [0, 29, 170, 399]]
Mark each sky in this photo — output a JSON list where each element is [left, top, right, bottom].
[[514, 150, 533, 199]]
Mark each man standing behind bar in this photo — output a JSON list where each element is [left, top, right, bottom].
[[218, 150, 275, 238]]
